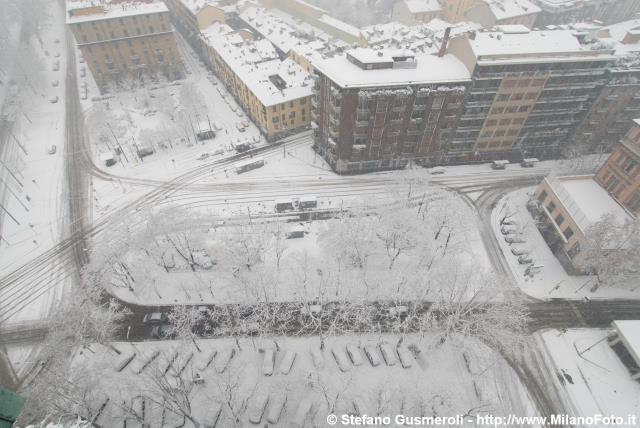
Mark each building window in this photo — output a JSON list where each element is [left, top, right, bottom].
[[376, 103, 387, 113], [432, 96, 445, 109], [537, 190, 547, 202], [290, 101, 294, 108], [511, 93, 524, 101], [605, 174, 620, 192], [547, 201, 556, 212], [300, 98, 307, 105], [525, 92, 537, 100], [627, 193, 640, 211], [499, 119, 511, 126], [505, 106, 517, 113], [563, 226, 574, 240], [503, 80, 516, 88], [486, 119, 497, 126], [491, 107, 504, 114], [622, 157, 637, 174], [272, 106, 276, 112], [496, 94, 509, 101], [568, 242, 581, 259], [554, 213, 564, 225], [272, 117, 279, 123], [518, 105, 530, 113]]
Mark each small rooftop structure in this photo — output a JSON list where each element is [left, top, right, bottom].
[[484, 0, 541, 20]]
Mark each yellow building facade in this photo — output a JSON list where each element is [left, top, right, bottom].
[[67, 2, 182, 91]]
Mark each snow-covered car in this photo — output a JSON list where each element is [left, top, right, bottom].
[[397, 346, 413, 368], [241, 119, 250, 128], [197, 153, 211, 161], [331, 347, 351, 372], [52, 80, 59, 87], [143, 312, 168, 324], [230, 105, 237, 112], [501, 218, 517, 226], [430, 167, 445, 175], [47, 145, 57, 155], [248, 391, 269, 424], [261, 348, 275, 376], [500, 226, 517, 235], [510, 246, 529, 256], [213, 121, 223, 131], [279, 350, 296, 374], [364, 345, 381, 366], [150, 324, 176, 339], [235, 109, 243, 118], [388, 305, 408, 317], [236, 122, 246, 132], [504, 235, 525, 244], [266, 394, 287, 424], [49, 96, 59, 103], [518, 255, 534, 264], [346, 345, 364, 366], [379, 343, 398, 366]]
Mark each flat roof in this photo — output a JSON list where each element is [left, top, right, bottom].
[[314, 49, 471, 88], [546, 175, 633, 233], [468, 29, 612, 59], [613, 320, 640, 366], [66, 0, 167, 24]]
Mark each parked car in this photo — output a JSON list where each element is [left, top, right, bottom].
[[520, 158, 539, 167], [510, 246, 529, 256], [429, 167, 446, 175], [500, 226, 517, 235], [363, 345, 381, 366], [143, 312, 168, 324], [47, 145, 57, 155], [262, 348, 275, 376], [504, 235, 525, 244], [491, 160, 509, 170], [150, 324, 176, 339], [49, 96, 59, 103], [236, 122, 246, 132], [518, 256, 534, 264]]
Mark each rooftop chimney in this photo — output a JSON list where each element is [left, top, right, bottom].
[[439, 27, 451, 57]]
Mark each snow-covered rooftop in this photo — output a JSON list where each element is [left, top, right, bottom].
[[467, 28, 614, 61], [533, 0, 582, 11], [612, 320, 640, 366], [314, 48, 471, 88], [200, 22, 313, 106], [173, 0, 234, 15], [66, 0, 168, 24], [404, 0, 442, 13], [546, 176, 633, 233], [485, 0, 540, 20]]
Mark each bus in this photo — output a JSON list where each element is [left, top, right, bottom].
[[235, 158, 264, 174]]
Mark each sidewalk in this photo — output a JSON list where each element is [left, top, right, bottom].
[[491, 187, 640, 301]]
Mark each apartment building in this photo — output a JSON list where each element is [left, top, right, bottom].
[[447, 26, 614, 162], [532, 0, 640, 27], [574, 21, 640, 151], [312, 47, 470, 173], [594, 119, 640, 215], [464, 0, 540, 28], [66, 0, 182, 91], [392, 0, 443, 25], [200, 22, 312, 139]]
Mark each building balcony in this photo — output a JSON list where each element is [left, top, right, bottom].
[[330, 104, 341, 115], [130, 54, 140, 61], [412, 104, 427, 111], [311, 98, 319, 108], [390, 119, 403, 125], [329, 115, 340, 125], [410, 118, 423, 124], [329, 127, 338, 138], [392, 106, 405, 113], [355, 120, 368, 127]]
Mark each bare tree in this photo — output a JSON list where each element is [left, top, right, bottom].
[[581, 214, 640, 290]]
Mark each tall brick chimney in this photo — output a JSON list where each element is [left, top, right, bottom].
[[438, 27, 451, 57]]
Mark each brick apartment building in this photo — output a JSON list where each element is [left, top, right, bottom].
[[312, 46, 470, 173], [446, 26, 614, 162], [594, 119, 640, 215], [67, 0, 182, 91]]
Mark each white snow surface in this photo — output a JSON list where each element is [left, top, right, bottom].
[[539, 329, 640, 425], [71, 333, 538, 427]]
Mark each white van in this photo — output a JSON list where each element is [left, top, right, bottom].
[[491, 160, 509, 170]]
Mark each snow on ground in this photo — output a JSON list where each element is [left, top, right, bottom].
[[105, 182, 490, 306], [538, 328, 640, 426], [74, 333, 538, 427], [0, 1, 73, 323], [492, 187, 640, 300]]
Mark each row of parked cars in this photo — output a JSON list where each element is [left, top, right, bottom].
[[500, 220, 543, 276]]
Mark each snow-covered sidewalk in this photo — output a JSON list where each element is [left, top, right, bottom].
[[537, 329, 640, 427], [491, 187, 640, 300]]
